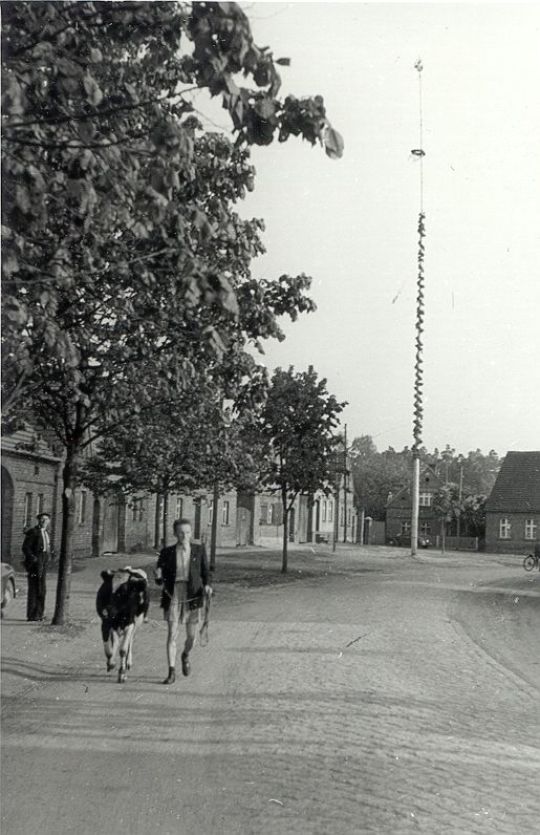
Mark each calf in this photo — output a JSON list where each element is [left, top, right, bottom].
[[96, 567, 149, 683]]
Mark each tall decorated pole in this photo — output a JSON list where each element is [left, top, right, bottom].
[[411, 59, 426, 556]]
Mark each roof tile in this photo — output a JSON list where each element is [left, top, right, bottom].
[[486, 451, 540, 513]]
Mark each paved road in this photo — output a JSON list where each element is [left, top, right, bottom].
[[2, 548, 539, 834]]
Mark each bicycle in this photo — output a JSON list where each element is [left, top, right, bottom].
[[523, 553, 540, 571]]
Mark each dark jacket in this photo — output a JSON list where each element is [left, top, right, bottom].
[[22, 526, 50, 575], [156, 542, 209, 612]]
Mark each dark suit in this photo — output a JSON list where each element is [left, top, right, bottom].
[[156, 542, 209, 613], [22, 525, 51, 621]]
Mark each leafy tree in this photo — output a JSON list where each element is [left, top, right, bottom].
[[2, 1, 342, 623], [460, 494, 487, 540], [350, 436, 410, 520], [2, 1, 343, 406], [83, 368, 265, 568], [259, 367, 346, 573], [350, 437, 500, 524], [432, 483, 461, 553]]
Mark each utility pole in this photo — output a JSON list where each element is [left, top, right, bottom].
[[411, 58, 426, 557], [333, 488, 339, 552], [456, 457, 463, 550], [342, 423, 348, 544]]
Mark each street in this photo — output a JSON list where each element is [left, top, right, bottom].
[[2, 546, 539, 835]]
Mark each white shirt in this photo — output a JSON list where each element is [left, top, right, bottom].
[[175, 543, 190, 582], [41, 528, 50, 554]]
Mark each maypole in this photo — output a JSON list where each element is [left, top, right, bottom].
[[411, 59, 426, 556]]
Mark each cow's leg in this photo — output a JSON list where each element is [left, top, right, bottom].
[[126, 614, 143, 670], [107, 629, 119, 671], [101, 621, 116, 671], [117, 624, 134, 683]]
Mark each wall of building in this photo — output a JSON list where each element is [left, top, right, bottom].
[[1, 451, 60, 567], [485, 512, 540, 554], [203, 491, 238, 548], [386, 507, 438, 543], [3, 430, 359, 561]]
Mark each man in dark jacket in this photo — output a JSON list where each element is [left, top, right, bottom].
[[22, 512, 52, 621], [155, 518, 211, 684]]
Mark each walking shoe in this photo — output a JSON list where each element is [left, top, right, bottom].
[[163, 668, 176, 685], [181, 653, 191, 677]]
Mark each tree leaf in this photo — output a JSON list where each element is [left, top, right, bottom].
[[324, 126, 344, 160]]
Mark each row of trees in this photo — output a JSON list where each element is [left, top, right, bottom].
[[2, 2, 345, 622], [350, 436, 499, 539]]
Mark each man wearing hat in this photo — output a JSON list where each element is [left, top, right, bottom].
[[22, 512, 52, 621]]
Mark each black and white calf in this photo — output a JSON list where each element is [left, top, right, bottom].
[[96, 567, 149, 683]]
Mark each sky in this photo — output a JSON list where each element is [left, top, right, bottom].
[[208, 2, 540, 456]]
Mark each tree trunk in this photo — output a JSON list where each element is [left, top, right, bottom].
[[52, 446, 80, 625], [154, 493, 161, 550], [281, 487, 288, 574], [210, 479, 219, 573], [162, 490, 169, 548], [441, 519, 446, 554]]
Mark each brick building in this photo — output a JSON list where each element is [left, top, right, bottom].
[[2, 426, 357, 562], [485, 451, 540, 554], [2, 427, 62, 565], [385, 466, 443, 544]]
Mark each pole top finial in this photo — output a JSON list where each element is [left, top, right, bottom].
[[414, 59, 423, 73]]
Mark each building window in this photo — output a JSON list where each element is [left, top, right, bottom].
[[322, 500, 327, 522], [419, 492, 432, 507], [347, 507, 352, 525], [420, 522, 431, 535], [132, 498, 144, 522], [78, 490, 87, 525], [37, 493, 45, 515], [208, 500, 214, 524], [176, 497, 183, 519], [267, 504, 274, 525], [222, 501, 230, 526], [340, 505, 344, 526], [328, 501, 333, 523], [525, 519, 538, 540], [260, 503, 268, 525], [401, 521, 411, 535], [499, 518, 511, 539], [24, 493, 33, 528]]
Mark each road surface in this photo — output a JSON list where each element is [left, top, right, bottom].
[[2, 547, 539, 834]]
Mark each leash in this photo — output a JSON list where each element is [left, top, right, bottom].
[[160, 582, 213, 645], [199, 589, 212, 647]]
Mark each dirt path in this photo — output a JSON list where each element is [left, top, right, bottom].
[[2, 549, 539, 834]]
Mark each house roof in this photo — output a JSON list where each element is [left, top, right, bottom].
[[1, 426, 61, 462], [386, 466, 442, 508], [486, 451, 540, 513]]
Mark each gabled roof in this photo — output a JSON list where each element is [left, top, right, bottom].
[[486, 451, 540, 513], [386, 465, 442, 508]]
